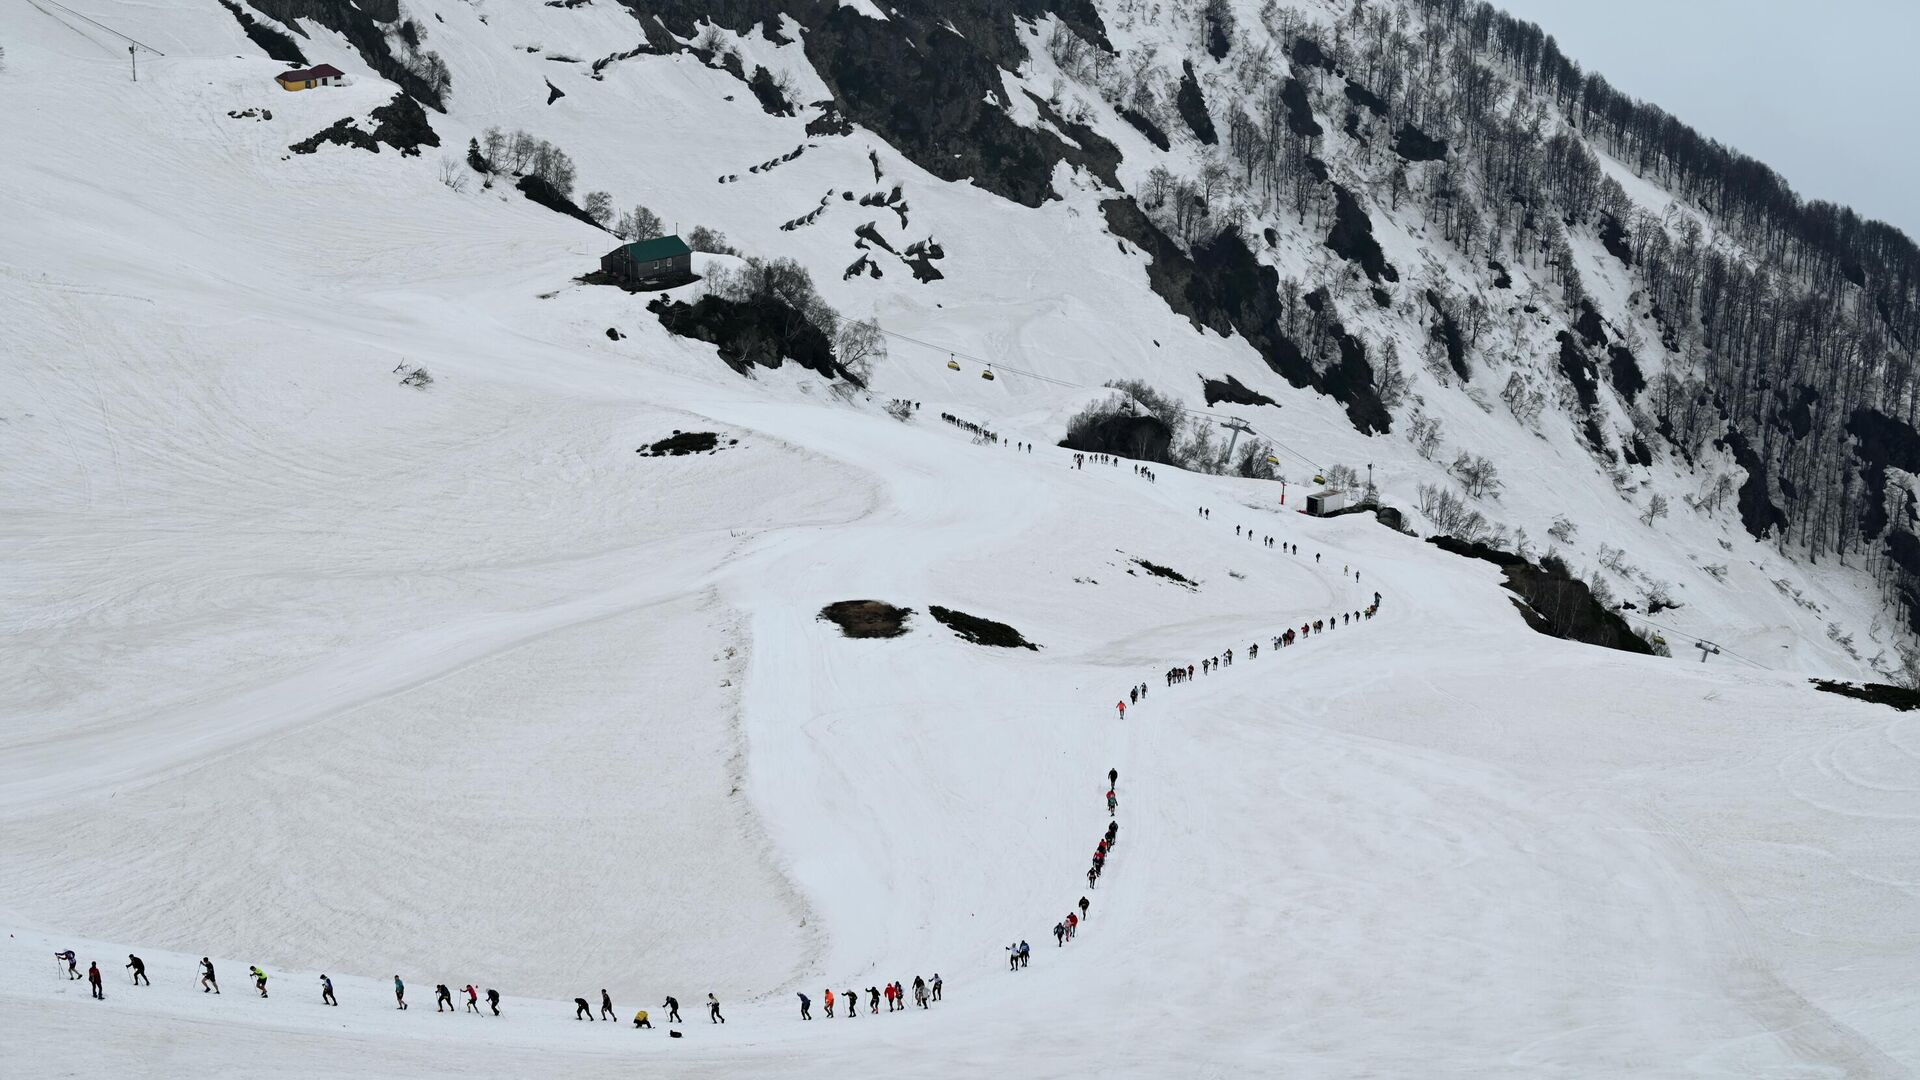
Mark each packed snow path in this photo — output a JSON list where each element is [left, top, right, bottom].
[[5, 4, 1920, 1073]]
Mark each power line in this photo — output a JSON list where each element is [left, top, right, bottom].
[[1615, 611, 1769, 670], [29, 0, 166, 54]]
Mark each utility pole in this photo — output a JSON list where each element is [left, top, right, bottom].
[[1217, 417, 1254, 470], [130, 44, 137, 82], [1694, 640, 1720, 663]]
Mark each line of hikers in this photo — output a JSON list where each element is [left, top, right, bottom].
[[58, 950, 745, 1029], [571, 990, 716, 1026], [1065, 771, 1121, 942], [1072, 452, 1124, 469], [799, 977, 939, 1019]]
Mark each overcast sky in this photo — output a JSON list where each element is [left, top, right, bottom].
[[1487, 0, 1920, 240]]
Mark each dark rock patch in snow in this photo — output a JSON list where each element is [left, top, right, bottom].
[[245, 0, 448, 111], [1279, 77, 1320, 137], [1392, 123, 1446, 162], [902, 238, 945, 283], [1811, 678, 1920, 711], [1118, 107, 1170, 151], [927, 605, 1038, 650], [854, 222, 897, 254], [748, 65, 795, 116], [288, 93, 439, 157], [1425, 290, 1468, 381], [1101, 197, 1390, 435], [517, 174, 603, 229], [1130, 557, 1196, 588], [545, 78, 566, 104], [1060, 412, 1175, 464], [1599, 212, 1633, 266], [643, 0, 1117, 207], [1554, 331, 1599, 410], [636, 430, 728, 456], [1430, 537, 1654, 655], [1201, 374, 1276, 408], [1325, 185, 1397, 283], [1573, 302, 1607, 349], [819, 600, 912, 638], [1607, 344, 1645, 403], [1175, 60, 1216, 145], [220, 0, 306, 65], [650, 294, 845, 382], [1716, 427, 1788, 540], [806, 102, 854, 136], [1343, 79, 1386, 117], [1288, 34, 1334, 72]]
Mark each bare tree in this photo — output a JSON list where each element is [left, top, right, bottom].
[[436, 155, 468, 192], [615, 205, 664, 242], [582, 190, 614, 227], [1639, 493, 1669, 526], [835, 318, 887, 387], [1450, 451, 1502, 499], [1373, 338, 1409, 409], [1407, 411, 1444, 460]]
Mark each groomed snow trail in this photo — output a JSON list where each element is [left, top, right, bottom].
[[5, 3, 1919, 1076]]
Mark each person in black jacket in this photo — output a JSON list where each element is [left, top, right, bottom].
[[662, 996, 680, 1023], [600, 989, 615, 1021], [126, 955, 149, 986], [575, 997, 595, 1020]]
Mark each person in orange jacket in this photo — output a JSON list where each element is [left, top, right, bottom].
[[824, 987, 835, 1018]]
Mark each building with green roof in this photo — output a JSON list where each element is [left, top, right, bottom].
[[600, 235, 692, 285]]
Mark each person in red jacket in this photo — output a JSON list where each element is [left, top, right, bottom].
[[1116, 700, 1125, 719], [88, 962, 105, 999], [464, 984, 480, 1014]]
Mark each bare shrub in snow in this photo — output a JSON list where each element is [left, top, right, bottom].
[[1595, 543, 1630, 574], [1587, 572, 1616, 608], [394, 362, 433, 389], [436, 155, 467, 192], [1449, 451, 1501, 499], [1501, 371, 1545, 426], [1639, 493, 1670, 526], [1417, 483, 1492, 542], [883, 399, 913, 423], [1548, 516, 1577, 544], [1702, 562, 1729, 582], [1407, 411, 1444, 460], [686, 225, 737, 255]]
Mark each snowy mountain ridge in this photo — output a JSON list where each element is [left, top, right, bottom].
[[5, 1, 1920, 1077]]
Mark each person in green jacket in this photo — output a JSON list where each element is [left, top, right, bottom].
[[394, 975, 408, 1010], [249, 967, 269, 997]]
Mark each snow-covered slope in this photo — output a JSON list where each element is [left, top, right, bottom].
[[4, 1, 1917, 1076]]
